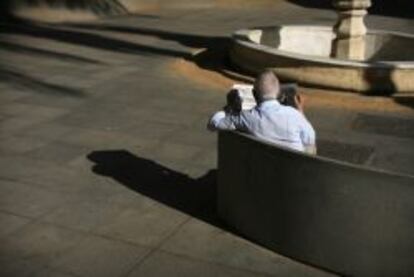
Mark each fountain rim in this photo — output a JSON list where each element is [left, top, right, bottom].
[[233, 25, 414, 69]]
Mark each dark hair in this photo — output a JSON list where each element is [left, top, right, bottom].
[[277, 83, 298, 108], [226, 89, 243, 112]]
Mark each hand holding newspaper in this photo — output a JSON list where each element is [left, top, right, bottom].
[[227, 83, 299, 111]]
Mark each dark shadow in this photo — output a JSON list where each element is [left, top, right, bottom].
[[0, 0, 128, 18], [0, 17, 252, 104], [87, 150, 343, 275], [62, 23, 253, 83], [287, 0, 414, 19], [0, 67, 85, 97], [0, 21, 194, 59], [1, 19, 251, 83], [87, 150, 222, 226], [0, 1, 14, 20], [393, 95, 414, 110], [0, 40, 103, 64], [67, 24, 226, 49], [362, 66, 396, 96]]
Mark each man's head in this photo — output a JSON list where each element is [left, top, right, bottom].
[[253, 70, 280, 103]]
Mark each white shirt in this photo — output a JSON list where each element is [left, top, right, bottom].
[[208, 100, 315, 152]]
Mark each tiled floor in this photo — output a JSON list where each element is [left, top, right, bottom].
[[0, 1, 413, 276]]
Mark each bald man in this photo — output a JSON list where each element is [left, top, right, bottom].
[[208, 70, 316, 154]]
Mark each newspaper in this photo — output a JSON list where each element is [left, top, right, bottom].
[[231, 84, 256, 110], [230, 83, 298, 110]]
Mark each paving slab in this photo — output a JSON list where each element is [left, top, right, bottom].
[[0, 135, 50, 155], [49, 235, 150, 277], [0, 179, 69, 218], [94, 202, 190, 247], [127, 250, 273, 277], [0, 257, 46, 277], [31, 267, 78, 277], [0, 1, 413, 277], [160, 218, 336, 276], [0, 212, 32, 238], [0, 222, 85, 265], [41, 188, 154, 232]]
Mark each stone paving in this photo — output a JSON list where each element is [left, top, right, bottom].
[[0, 1, 413, 277]]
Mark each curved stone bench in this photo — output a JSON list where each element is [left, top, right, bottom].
[[217, 131, 414, 277]]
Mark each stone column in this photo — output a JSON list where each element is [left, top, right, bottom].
[[331, 0, 371, 60]]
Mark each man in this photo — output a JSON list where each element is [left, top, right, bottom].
[[208, 70, 316, 154]]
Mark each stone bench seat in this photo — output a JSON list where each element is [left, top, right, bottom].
[[217, 131, 414, 277]]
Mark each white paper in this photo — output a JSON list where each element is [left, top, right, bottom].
[[231, 84, 256, 110]]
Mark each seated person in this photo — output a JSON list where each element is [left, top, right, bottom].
[[208, 70, 316, 154]]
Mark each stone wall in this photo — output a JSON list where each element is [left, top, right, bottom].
[[217, 131, 414, 277]]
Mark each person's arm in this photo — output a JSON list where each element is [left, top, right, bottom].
[[207, 109, 247, 132], [300, 119, 317, 155], [293, 93, 317, 154]]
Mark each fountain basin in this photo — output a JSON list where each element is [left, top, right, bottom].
[[230, 25, 414, 94]]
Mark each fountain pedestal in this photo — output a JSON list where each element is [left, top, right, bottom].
[[331, 0, 372, 60]]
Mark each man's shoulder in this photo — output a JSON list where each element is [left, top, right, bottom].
[[278, 105, 302, 117], [279, 106, 314, 127]]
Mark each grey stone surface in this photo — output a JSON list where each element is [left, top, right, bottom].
[[128, 250, 272, 277], [0, 135, 50, 154], [25, 141, 89, 165], [168, 126, 217, 148], [50, 235, 150, 277], [0, 1, 412, 277], [0, 179, 68, 218], [1, 222, 85, 265], [217, 131, 414, 277], [0, 257, 45, 277], [61, 128, 155, 149], [150, 142, 202, 165], [31, 267, 78, 277], [41, 190, 154, 232], [0, 156, 98, 193], [0, 212, 31, 238], [352, 113, 414, 139], [317, 139, 375, 165], [161, 218, 333, 277], [95, 203, 190, 247]]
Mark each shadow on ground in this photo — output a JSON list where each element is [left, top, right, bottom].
[[66, 22, 252, 82], [0, 66, 85, 97], [0, 0, 128, 18], [0, 16, 409, 105], [88, 150, 343, 275], [88, 150, 221, 226], [288, 0, 414, 19], [0, 39, 103, 64], [0, 18, 250, 85], [394, 96, 414, 110]]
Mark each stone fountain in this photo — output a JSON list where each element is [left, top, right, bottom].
[[230, 0, 414, 94]]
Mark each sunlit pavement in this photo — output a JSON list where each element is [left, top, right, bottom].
[[0, 2, 413, 276]]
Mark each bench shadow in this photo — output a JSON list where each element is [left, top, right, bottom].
[[87, 150, 222, 227]]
